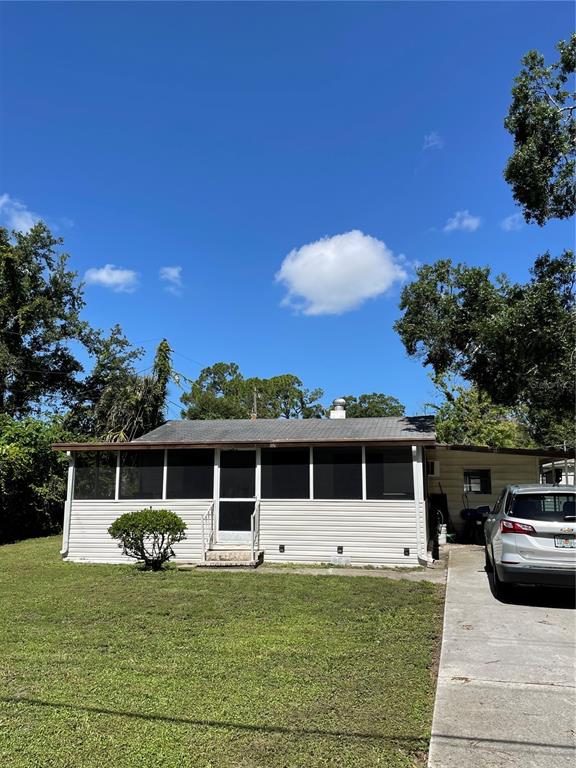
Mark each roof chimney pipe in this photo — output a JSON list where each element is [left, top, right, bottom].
[[329, 397, 347, 419]]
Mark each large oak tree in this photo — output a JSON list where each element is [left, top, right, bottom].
[[394, 252, 575, 446], [504, 34, 575, 225], [0, 224, 90, 415]]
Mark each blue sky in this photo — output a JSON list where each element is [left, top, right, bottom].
[[1, 1, 573, 419]]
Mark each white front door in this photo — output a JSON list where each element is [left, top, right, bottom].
[[217, 450, 256, 544]]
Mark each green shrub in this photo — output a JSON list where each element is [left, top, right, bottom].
[[0, 415, 72, 544], [108, 508, 186, 570]]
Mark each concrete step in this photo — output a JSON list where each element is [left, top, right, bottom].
[[206, 549, 258, 562], [195, 549, 264, 568], [195, 559, 261, 568]]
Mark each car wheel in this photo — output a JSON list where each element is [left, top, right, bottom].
[[491, 555, 511, 600], [484, 546, 493, 572]]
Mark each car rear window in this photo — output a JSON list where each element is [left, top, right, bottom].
[[510, 493, 576, 522]]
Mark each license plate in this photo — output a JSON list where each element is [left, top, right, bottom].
[[555, 536, 576, 548]]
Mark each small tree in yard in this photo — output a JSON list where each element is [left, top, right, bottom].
[[108, 508, 186, 570]]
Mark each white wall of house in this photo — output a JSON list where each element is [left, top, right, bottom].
[[64, 500, 207, 564], [426, 448, 540, 534], [62, 443, 428, 567], [260, 499, 421, 565], [65, 498, 424, 567]]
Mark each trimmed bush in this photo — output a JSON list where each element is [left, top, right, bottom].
[[108, 508, 186, 570]]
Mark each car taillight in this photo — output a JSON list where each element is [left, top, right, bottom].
[[500, 520, 536, 535]]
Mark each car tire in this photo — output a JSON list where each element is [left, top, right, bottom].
[[491, 554, 511, 600], [484, 546, 493, 572]]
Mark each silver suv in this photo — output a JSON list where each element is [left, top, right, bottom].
[[484, 484, 576, 597]]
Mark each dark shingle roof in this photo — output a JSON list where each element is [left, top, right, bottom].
[[133, 416, 435, 445]]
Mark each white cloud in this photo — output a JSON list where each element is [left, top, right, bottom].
[[276, 230, 407, 316], [500, 212, 524, 232], [84, 264, 139, 293], [443, 210, 481, 233], [159, 266, 183, 295], [423, 131, 444, 150], [0, 193, 41, 232]]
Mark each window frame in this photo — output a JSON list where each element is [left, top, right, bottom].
[[165, 448, 215, 500], [365, 445, 415, 501], [463, 468, 492, 495], [69, 442, 422, 504], [312, 446, 363, 501], [260, 446, 311, 500], [119, 450, 165, 500], [72, 450, 117, 500]]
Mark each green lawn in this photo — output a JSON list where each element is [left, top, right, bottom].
[[0, 537, 443, 768]]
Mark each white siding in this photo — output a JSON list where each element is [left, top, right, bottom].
[[413, 445, 427, 561], [259, 500, 421, 566], [427, 449, 540, 534], [65, 499, 208, 564], [63, 442, 427, 567]]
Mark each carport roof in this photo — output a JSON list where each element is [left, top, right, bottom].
[[435, 444, 574, 460]]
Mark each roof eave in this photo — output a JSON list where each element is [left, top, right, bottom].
[[52, 436, 437, 451], [436, 443, 574, 460]]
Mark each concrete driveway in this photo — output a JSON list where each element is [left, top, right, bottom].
[[429, 546, 576, 768]]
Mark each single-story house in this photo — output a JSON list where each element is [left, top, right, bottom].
[[53, 401, 573, 567]]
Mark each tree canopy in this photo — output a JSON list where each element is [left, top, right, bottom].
[[0, 223, 90, 415], [180, 363, 325, 420], [430, 379, 533, 449], [504, 34, 575, 225], [394, 251, 575, 446], [66, 324, 144, 436], [94, 338, 173, 441], [341, 393, 405, 418], [0, 414, 72, 543]]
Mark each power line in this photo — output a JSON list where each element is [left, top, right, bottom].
[[170, 349, 205, 368], [166, 398, 183, 417]]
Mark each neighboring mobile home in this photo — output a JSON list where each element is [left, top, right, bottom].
[[53, 402, 572, 567]]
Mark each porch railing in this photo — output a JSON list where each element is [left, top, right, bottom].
[[250, 499, 261, 562], [201, 501, 215, 561]]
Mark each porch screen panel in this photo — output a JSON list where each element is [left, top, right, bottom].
[[219, 501, 254, 531], [73, 452, 116, 499], [167, 449, 214, 498], [119, 451, 163, 499], [261, 447, 309, 499], [366, 447, 414, 500], [313, 447, 362, 499], [220, 451, 256, 498]]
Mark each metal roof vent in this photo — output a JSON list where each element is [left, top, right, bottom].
[[329, 397, 347, 419]]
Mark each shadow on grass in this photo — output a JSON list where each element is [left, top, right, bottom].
[[1, 695, 423, 745], [3, 696, 574, 753], [431, 733, 575, 751]]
